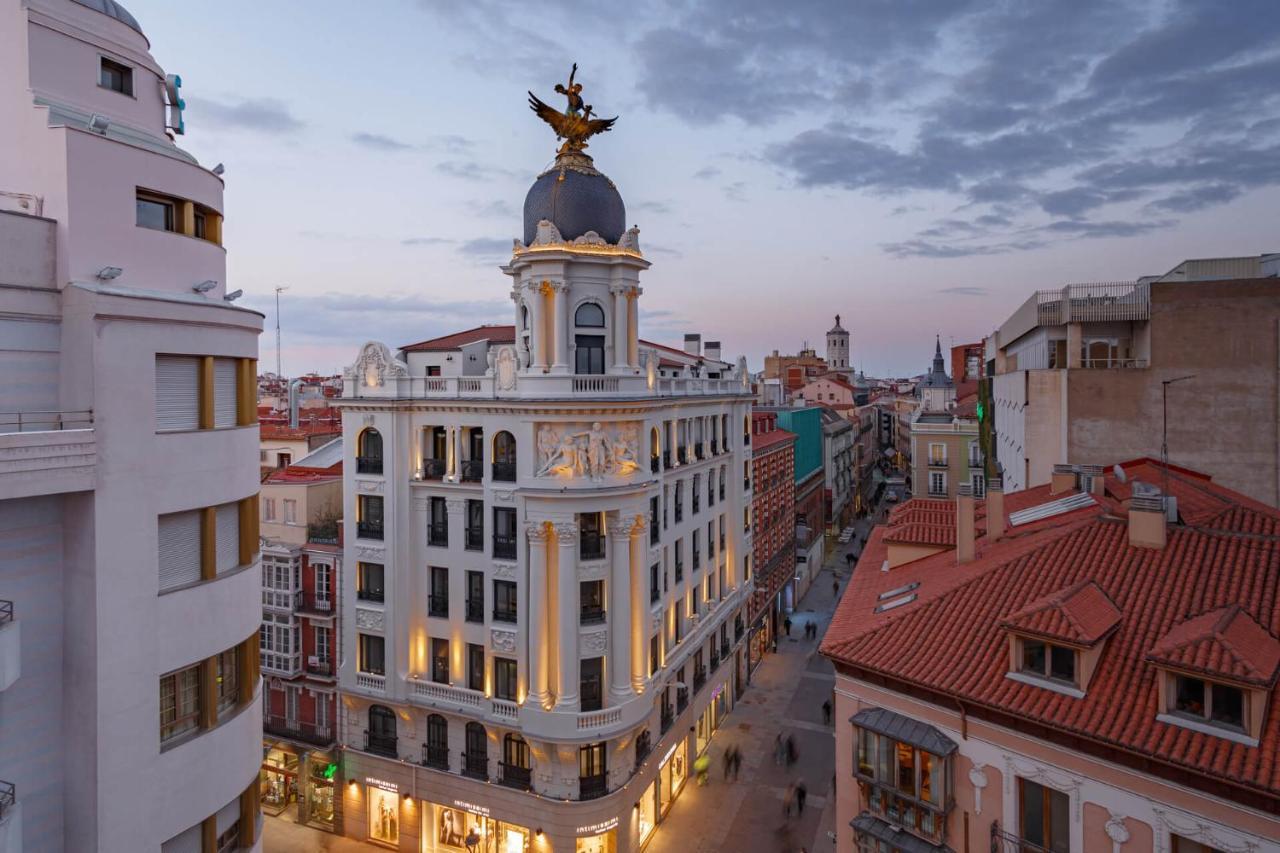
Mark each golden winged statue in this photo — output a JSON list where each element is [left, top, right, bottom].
[[528, 63, 617, 155]]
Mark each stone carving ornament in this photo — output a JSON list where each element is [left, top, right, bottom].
[[494, 345, 519, 391], [491, 629, 517, 653], [553, 522, 579, 543], [535, 422, 641, 480], [1104, 813, 1130, 853], [357, 480, 384, 493], [355, 608, 385, 631], [345, 340, 408, 388], [580, 630, 608, 653], [492, 562, 517, 579], [356, 545, 384, 560], [968, 765, 988, 815]]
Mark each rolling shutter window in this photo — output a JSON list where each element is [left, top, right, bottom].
[[212, 358, 238, 428], [215, 793, 241, 835], [160, 823, 202, 853], [158, 510, 201, 591], [155, 355, 200, 431], [215, 501, 240, 574]]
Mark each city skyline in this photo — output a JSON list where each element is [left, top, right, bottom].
[[127, 0, 1279, 376]]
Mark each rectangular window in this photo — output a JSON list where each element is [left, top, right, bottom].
[[493, 580, 517, 622], [928, 443, 947, 465], [580, 657, 603, 712], [494, 657, 517, 701], [650, 563, 660, 604], [358, 633, 385, 675], [1020, 638, 1077, 685], [155, 355, 200, 431], [357, 562, 385, 603], [650, 635, 659, 675], [579, 512, 605, 560], [99, 56, 133, 94], [358, 495, 384, 540], [215, 648, 238, 714], [136, 192, 175, 232], [215, 501, 239, 574], [580, 580, 605, 624], [158, 509, 202, 591], [466, 570, 484, 623], [428, 496, 448, 546], [282, 499, 297, 524], [212, 357, 237, 427], [467, 643, 485, 691], [465, 499, 484, 551], [1172, 674, 1245, 730], [493, 507, 517, 559], [928, 471, 946, 497], [431, 637, 450, 683], [574, 334, 605, 375], [159, 663, 201, 743], [429, 566, 449, 617], [1019, 778, 1069, 853]]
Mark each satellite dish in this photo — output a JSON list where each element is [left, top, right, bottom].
[[1113, 464, 1127, 484]]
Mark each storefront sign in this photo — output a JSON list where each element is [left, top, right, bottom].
[[453, 799, 491, 817], [711, 683, 724, 701], [661, 742, 680, 765], [576, 817, 619, 835], [365, 776, 398, 792]]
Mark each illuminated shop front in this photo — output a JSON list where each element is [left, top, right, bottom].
[[366, 778, 402, 848], [421, 798, 530, 853], [260, 746, 298, 816], [657, 740, 687, 817], [304, 753, 337, 830], [636, 780, 657, 847], [576, 818, 618, 853], [695, 680, 730, 755]]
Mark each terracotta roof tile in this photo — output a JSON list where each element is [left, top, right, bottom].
[[1148, 605, 1280, 687], [401, 325, 516, 352], [1001, 580, 1122, 646]]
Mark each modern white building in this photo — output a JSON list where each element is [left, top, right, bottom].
[[0, 1, 263, 850], [334, 113, 756, 852]]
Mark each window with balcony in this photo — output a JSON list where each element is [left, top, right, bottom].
[[650, 563, 660, 604], [465, 570, 484, 623], [493, 507, 517, 559], [493, 580, 517, 623], [578, 742, 608, 800], [467, 643, 485, 691], [465, 499, 484, 551], [366, 704, 397, 757], [463, 722, 489, 780], [422, 426, 446, 479], [581, 580, 605, 624], [580, 512, 605, 560], [99, 56, 133, 94], [492, 430, 517, 482], [428, 496, 448, 546], [357, 562, 384, 603], [431, 637, 450, 684], [461, 427, 484, 482], [357, 428, 383, 474], [852, 708, 955, 847], [928, 443, 947, 467], [1018, 778, 1069, 853], [581, 657, 603, 712], [928, 471, 946, 497], [429, 566, 449, 617], [494, 657, 517, 701], [424, 713, 449, 770], [650, 496, 660, 544], [501, 733, 532, 790], [358, 494, 384, 540], [358, 633, 385, 676]]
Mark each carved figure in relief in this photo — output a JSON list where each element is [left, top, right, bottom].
[[584, 422, 609, 480], [495, 346, 518, 391], [612, 425, 639, 473]]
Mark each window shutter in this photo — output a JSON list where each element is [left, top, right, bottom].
[[215, 793, 241, 835], [215, 501, 240, 574], [155, 356, 200, 431], [213, 358, 237, 428], [160, 824, 202, 853], [158, 510, 201, 591]]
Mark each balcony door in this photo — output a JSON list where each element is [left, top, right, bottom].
[[1019, 778, 1069, 853]]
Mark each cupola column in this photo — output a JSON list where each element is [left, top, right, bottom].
[[611, 284, 628, 372], [554, 521, 580, 708], [552, 282, 570, 372], [526, 522, 551, 707], [629, 519, 649, 692], [526, 282, 547, 370], [627, 289, 640, 367], [608, 518, 635, 701]]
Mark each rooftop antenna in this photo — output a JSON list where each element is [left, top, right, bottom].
[[274, 285, 289, 381], [1161, 375, 1195, 514]]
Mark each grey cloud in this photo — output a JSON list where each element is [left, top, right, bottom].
[[693, 166, 721, 180], [646, 243, 683, 257], [189, 96, 303, 133], [401, 237, 455, 246], [431, 134, 476, 153], [1038, 187, 1143, 217], [882, 237, 1047, 259], [633, 200, 673, 214], [465, 200, 518, 219], [459, 237, 513, 257], [352, 132, 413, 151], [1041, 218, 1176, 239], [436, 161, 522, 182], [938, 286, 989, 296], [1144, 183, 1243, 213], [722, 182, 747, 202]]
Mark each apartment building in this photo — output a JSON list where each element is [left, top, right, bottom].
[[820, 407, 856, 532], [768, 407, 826, 603], [258, 438, 343, 832], [909, 337, 982, 500], [0, 1, 263, 849], [823, 462, 1280, 852], [333, 123, 755, 852], [747, 411, 797, 674], [988, 255, 1280, 505]]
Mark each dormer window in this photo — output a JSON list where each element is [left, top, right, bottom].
[[100, 57, 133, 96], [1021, 639, 1077, 684], [1000, 580, 1121, 699], [1171, 674, 1244, 730]]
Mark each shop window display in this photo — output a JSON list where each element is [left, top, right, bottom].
[[260, 747, 298, 816], [306, 756, 336, 829], [576, 830, 617, 853], [637, 780, 657, 845], [425, 803, 529, 853], [658, 740, 687, 816], [368, 785, 400, 846]]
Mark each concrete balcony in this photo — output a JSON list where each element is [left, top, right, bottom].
[[344, 371, 750, 401], [0, 422, 95, 499], [0, 602, 17, 692]]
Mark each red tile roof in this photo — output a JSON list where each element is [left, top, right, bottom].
[[401, 325, 516, 352], [1148, 605, 1280, 687], [822, 462, 1280, 805], [1001, 580, 1122, 646], [882, 498, 987, 547], [753, 428, 796, 453], [259, 422, 342, 441]]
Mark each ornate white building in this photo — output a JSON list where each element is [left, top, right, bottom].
[[335, 85, 755, 853]]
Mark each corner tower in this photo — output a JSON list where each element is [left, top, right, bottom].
[[826, 314, 850, 371]]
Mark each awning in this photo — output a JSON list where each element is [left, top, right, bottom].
[[851, 813, 953, 853], [849, 707, 958, 757]]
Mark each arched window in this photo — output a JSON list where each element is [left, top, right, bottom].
[[650, 426, 661, 473], [463, 722, 489, 779], [520, 304, 530, 332], [574, 302, 606, 374], [357, 428, 383, 475], [492, 431, 517, 482], [424, 714, 448, 769], [575, 302, 605, 327], [367, 704, 396, 756], [503, 733, 529, 768]]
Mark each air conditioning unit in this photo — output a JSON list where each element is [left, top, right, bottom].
[[308, 656, 320, 667]]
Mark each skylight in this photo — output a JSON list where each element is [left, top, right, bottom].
[[878, 581, 921, 601], [874, 594, 917, 614], [1008, 492, 1095, 527]]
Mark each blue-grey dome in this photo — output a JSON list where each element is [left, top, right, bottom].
[[70, 0, 143, 34], [523, 159, 625, 246]]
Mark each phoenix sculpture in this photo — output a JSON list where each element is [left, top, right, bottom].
[[528, 63, 617, 155]]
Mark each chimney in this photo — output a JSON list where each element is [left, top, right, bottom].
[[1050, 463, 1076, 495], [704, 340, 721, 362], [1080, 464, 1106, 496], [986, 478, 1005, 542], [956, 483, 976, 563], [1128, 493, 1167, 549], [288, 378, 302, 429], [684, 333, 701, 356]]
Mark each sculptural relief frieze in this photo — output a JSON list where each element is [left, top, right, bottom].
[[535, 421, 641, 480]]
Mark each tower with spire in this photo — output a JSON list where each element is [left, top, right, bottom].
[[919, 334, 956, 412], [825, 314, 852, 377]]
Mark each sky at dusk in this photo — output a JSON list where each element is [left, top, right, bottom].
[[128, 0, 1279, 377]]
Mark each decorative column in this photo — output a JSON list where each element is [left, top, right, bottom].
[[611, 284, 628, 372], [608, 518, 635, 701], [526, 522, 551, 707], [553, 282, 570, 373], [630, 518, 648, 692], [627, 288, 640, 368], [444, 426, 458, 481], [554, 521, 579, 708]]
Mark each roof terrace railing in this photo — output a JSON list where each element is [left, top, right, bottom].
[[1034, 281, 1150, 326], [0, 410, 93, 434]]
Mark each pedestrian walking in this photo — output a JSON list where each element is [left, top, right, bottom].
[[822, 698, 832, 725], [782, 783, 796, 818], [796, 778, 808, 814], [774, 733, 786, 766], [784, 615, 792, 637], [832, 578, 839, 599], [786, 734, 797, 766], [694, 752, 711, 787], [731, 745, 742, 780], [723, 746, 733, 780]]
